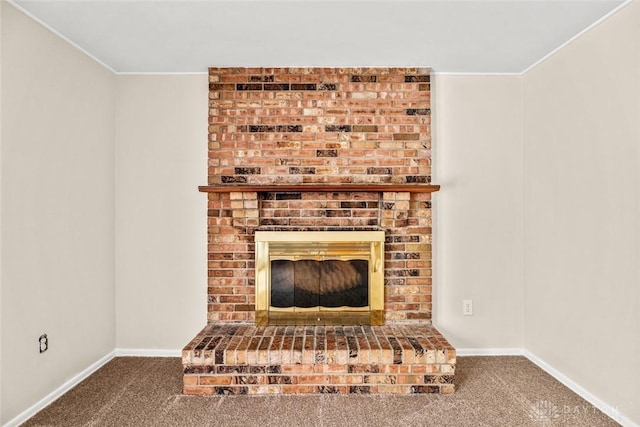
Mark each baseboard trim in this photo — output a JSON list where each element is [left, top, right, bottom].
[[455, 348, 524, 356], [3, 350, 116, 427], [523, 350, 638, 427], [456, 348, 637, 426], [115, 348, 181, 357], [4, 348, 637, 427]]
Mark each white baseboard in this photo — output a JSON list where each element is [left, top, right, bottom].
[[4, 348, 637, 427], [3, 350, 115, 427], [2, 349, 179, 427], [523, 350, 638, 427], [115, 348, 181, 357], [455, 348, 637, 426], [455, 348, 524, 356]]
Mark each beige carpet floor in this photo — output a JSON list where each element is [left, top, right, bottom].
[[23, 356, 619, 426]]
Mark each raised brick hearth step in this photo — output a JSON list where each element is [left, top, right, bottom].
[[182, 324, 455, 395]]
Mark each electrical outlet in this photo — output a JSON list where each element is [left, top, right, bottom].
[[463, 300, 473, 316], [39, 334, 48, 353]]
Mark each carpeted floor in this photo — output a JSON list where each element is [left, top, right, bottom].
[[23, 356, 619, 426]]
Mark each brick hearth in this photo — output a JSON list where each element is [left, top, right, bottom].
[[183, 324, 455, 395], [183, 67, 455, 395]]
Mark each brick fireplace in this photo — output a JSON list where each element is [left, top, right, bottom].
[[182, 67, 455, 395]]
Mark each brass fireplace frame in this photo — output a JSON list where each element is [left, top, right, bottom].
[[254, 231, 385, 326]]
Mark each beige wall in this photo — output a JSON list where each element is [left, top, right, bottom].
[[432, 74, 524, 349], [1, 3, 115, 423], [523, 2, 640, 424], [113, 73, 526, 352], [115, 75, 207, 350]]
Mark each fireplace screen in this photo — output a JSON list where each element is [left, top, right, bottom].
[[255, 231, 384, 325]]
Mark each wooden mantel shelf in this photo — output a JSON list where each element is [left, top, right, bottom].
[[198, 184, 440, 193]]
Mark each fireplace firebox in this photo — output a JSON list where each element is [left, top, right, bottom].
[[254, 231, 384, 326]]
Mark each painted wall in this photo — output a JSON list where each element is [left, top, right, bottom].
[[432, 74, 524, 350], [113, 73, 525, 352], [523, 2, 640, 424], [0, 3, 115, 424], [115, 75, 207, 350]]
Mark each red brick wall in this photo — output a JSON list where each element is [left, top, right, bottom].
[[207, 67, 433, 324]]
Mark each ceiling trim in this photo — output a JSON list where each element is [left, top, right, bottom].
[[7, 0, 117, 74], [113, 71, 525, 77], [117, 72, 209, 76], [521, 0, 632, 75], [117, 71, 524, 77], [432, 72, 521, 77]]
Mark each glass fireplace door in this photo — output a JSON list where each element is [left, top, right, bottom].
[[255, 231, 384, 326]]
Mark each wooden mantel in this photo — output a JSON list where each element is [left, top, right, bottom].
[[198, 184, 440, 193]]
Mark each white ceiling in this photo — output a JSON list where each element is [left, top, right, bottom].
[[11, 0, 627, 74]]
